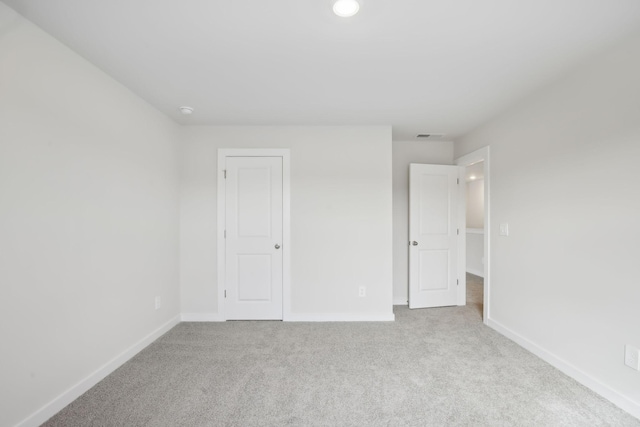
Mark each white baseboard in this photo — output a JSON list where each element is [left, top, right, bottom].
[[393, 298, 408, 306], [182, 312, 396, 322], [488, 318, 640, 420], [181, 312, 224, 322], [466, 268, 484, 278], [284, 312, 395, 322], [16, 315, 180, 427]]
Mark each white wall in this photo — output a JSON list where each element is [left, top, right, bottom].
[[392, 141, 454, 304], [455, 30, 640, 417], [465, 178, 485, 277], [180, 126, 393, 319], [466, 179, 484, 229], [465, 231, 484, 277], [0, 5, 180, 427]]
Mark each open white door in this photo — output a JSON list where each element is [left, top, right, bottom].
[[225, 156, 283, 320], [409, 164, 462, 309]]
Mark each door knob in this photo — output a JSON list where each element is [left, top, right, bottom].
[[275, 244, 281, 249], [412, 241, 418, 246]]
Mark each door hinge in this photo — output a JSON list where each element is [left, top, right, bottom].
[[223, 169, 227, 179], [457, 228, 459, 235], [224, 290, 227, 298], [457, 279, 459, 286], [224, 230, 226, 238], [457, 178, 459, 184]]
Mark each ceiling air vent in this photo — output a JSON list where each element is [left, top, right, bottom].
[[416, 133, 445, 139]]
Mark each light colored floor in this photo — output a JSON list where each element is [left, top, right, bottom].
[[44, 276, 639, 426], [466, 272, 483, 315]]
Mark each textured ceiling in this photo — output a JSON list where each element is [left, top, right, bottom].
[[4, 0, 640, 140]]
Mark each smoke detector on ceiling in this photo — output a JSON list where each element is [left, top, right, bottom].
[[179, 106, 194, 115]]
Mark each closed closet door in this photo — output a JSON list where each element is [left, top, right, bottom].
[[224, 156, 283, 320]]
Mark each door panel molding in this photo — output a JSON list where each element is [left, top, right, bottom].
[[217, 149, 291, 321]]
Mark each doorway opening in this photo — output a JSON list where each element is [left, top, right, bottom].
[[456, 147, 490, 324], [464, 160, 485, 320]]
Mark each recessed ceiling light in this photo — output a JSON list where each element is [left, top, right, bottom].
[[469, 175, 477, 180], [333, 0, 359, 17], [179, 106, 194, 115]]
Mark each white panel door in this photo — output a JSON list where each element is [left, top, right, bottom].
[[409, 164, 460, 309], [225, 157, 283, 320]]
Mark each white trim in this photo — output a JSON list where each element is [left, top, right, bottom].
[[457, 166, 466, 306], [456, 146, 490, 325], [181, 313, 224, 322], [466, 228, 484, 234], [285, 313, 395, 322], [488, 318, 640, 420], [216, 152, 226, 320], [281, 152, 291, 320], [465, 267, 484, 278], [15, 316, 180, 427], [217, 149, 291, 321], [393, 298, 408, 306]]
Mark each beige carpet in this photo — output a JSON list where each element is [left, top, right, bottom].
[[44, 274, 639, 426]]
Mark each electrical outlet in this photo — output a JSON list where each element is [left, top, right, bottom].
[[499, 223, 509, 236], [155, 296, 161, 310], [358, 286, 366, 297], [625, 345, 640, 370]]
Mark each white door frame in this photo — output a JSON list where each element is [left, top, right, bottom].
[[217, 149, 291, 321], [455, 146, 490, 325]]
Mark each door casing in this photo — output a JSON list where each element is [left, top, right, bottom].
[[217, 149, 291, 321]]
